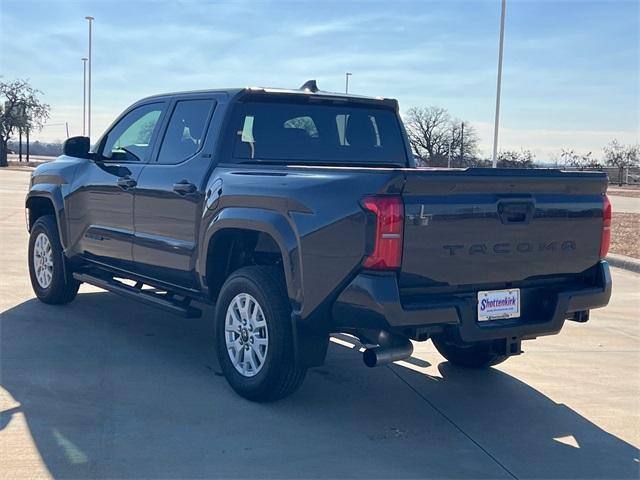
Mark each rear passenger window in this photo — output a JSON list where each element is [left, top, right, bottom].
[[157, 99, 214, 164]]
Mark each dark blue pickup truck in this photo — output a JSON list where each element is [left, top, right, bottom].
[[25, 82, 612, 401]]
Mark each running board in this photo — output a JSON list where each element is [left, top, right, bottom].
[[73, 272, 202, 318]]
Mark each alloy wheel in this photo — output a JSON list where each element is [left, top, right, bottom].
[[225, 293, 269, 377]]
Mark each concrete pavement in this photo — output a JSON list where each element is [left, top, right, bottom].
[[7, 154, 55, 164], [608, 194, 640, 214], [1, 168, 639, 479]]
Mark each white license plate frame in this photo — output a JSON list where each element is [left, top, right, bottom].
[[477, 288, 521, 321]]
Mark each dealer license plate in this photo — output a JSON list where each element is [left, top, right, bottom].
[[477, 288, 520, 321]]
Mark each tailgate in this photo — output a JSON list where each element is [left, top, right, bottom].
[[400, 169, 608, 286]]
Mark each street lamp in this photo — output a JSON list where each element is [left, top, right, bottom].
[[491, 0, 506, 168], [345, 72, 352, 94], [81, 57, 88, 136], [85, 16, 94, 138]]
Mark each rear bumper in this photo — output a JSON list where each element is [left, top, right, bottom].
[[332, 261, 612, 342]]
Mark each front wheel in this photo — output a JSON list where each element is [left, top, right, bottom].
[[215, 266, 306, 402], [432, 337, 509, 368], [28, 215, 80, 304]]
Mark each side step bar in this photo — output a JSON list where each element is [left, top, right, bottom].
[[73, 272, 202, 318]]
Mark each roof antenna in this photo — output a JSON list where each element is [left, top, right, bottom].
[[299, 80, 319, 93]]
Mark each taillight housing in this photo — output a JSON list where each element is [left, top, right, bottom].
[[361, 195, 404, 270], [600, 194, 612, 258]]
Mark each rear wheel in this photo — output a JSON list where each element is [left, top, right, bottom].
[[432, 337, 508, 368], [215, 266, 306, 402], [28, 215, 80, 304]]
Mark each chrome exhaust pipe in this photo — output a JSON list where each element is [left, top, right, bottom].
[[362, 335, 413, 368]]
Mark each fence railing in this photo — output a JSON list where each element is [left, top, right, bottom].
[[561, 166, 640, 184]]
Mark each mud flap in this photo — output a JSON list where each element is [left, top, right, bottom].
[[291, 313, 329, 368]]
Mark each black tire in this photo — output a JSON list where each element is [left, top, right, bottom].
[[215, 266, 306, 402], [432, 337, 509, 368], [28, 215, 80, 305]]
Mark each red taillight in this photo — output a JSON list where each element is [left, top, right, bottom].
[[600, 194, 612, 258], [361, 195, 404, 270]]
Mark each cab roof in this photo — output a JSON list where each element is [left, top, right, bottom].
[[138, 80, 399, 108]]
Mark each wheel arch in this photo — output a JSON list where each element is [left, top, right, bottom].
[[201, 208, 330, 368], [26, 189, 68, 250], [199, 207, 303, 309]]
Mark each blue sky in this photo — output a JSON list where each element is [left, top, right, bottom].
[[1, 0, 638, 159]]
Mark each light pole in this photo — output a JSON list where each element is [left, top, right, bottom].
[[491, 0, 506, 168], [447, 128, 454, 168], [345, 72, 352, 94], [85, 16, 94, 138], [82, 57, 88, 136], [460, 121, 465, 165]]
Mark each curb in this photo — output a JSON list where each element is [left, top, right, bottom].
[[1, 166, 35, 172], [606, 253, 640, 274]]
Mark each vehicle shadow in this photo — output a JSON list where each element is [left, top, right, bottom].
[[1, 291, 638, 479]]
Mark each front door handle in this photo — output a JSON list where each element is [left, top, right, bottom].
[[117, 176, 137, 189], [173, 180, 197, 195]]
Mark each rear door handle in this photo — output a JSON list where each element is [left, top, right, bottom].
[[117, 176, 137, 189], [173, 180, 197, 195]]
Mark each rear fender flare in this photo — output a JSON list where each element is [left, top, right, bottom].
[[198, 207, 303, 310]]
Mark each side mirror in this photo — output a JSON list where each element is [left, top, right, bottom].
[[63, 136, 90, 159]]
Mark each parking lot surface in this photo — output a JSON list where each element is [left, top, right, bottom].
[[1, 168, 639, 479], [608, 194, 640, 214]]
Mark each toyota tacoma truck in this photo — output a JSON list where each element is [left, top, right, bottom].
[[25, 81, 612, 401]]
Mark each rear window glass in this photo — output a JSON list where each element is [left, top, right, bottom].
[[230, 100, 407, 165]]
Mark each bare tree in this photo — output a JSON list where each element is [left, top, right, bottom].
[[404, 106, 480, 167], [559, 148, 602, 169], [497, 149, 535, 168], [560, 148, 581, 167], [579, 152, 604, 169], [404, 106, 450, 165], [603, 139, 639, 186], [450, 121, 479, 167], [0, 79, 50, 167]]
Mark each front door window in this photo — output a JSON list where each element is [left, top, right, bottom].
[[101, 103, 164, 162]]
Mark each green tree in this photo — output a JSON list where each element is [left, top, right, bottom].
[[0, 79, 50, 167]]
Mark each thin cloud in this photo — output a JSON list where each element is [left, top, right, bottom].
[[2, 0, 637, 154]]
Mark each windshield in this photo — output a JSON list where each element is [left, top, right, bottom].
[[228, 99, 408, 166]]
